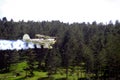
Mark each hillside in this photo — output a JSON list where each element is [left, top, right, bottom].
[[0, 17, 120, 80]]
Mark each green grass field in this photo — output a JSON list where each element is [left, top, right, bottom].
[[0, 62, 87, 80]]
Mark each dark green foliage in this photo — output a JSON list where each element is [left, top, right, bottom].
[[0, 18, 120, 79], [0, 50, 12, 73], [45, 47, 61, 78], [25, 49, 36, 77]]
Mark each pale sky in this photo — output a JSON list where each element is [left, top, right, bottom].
[[0, 0, 120, 23]]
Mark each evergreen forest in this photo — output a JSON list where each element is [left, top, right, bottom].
[[0, 17, 120, 80]]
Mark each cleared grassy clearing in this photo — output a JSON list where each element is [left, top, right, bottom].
[[0, 62, 87, 80]]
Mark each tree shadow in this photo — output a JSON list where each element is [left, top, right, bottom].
[[14, 77, 26, 80], [56, 78, 67, 80], [37, 77, 55, 80], [78, 78, 89, 80]]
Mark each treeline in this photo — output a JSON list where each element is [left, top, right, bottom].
[[0, 17, 120, 80]]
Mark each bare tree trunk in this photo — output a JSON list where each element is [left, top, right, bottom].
[[66, 66, 69, 80]]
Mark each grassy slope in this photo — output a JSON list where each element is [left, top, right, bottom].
[[0, 62, 86, 80], [0, 61, 47, 80]]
